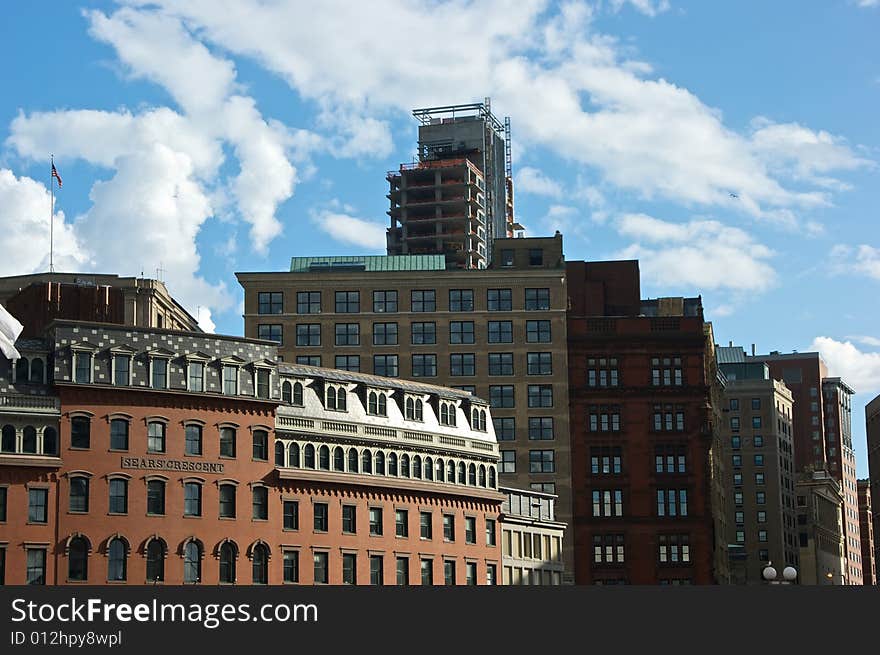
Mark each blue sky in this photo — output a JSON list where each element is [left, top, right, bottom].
[[1, 1, 878, 474]]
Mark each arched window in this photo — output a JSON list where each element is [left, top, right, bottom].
[[440, 404, 448, 425], [468, 464, 477, 486], [347, 448, 359, 473], [400, 454, 410, 478], [375, 451, 385, 475], [288, 442, 300, 468], [318, 445, 330, 470], [472, 408, 479, 428], [388, 452, 398, 476], [219, 426, 236, 458], [424, 457, 433, 481], [447, 460, 456, 482], [303, 444, 315, 468], [449, 405, 456, 427], [108, 538, 127, 581], [69, 475, 90, 513], [183, 540, 201, 583], [333, 446, 344, 471], [43, 426, 58, 455], [479, 465, 487, 487], [146, 538, 166, 583], [275, 441, 285, 466], [1, 424, 15, 452], [405, 397, 414, 419], [415, 400, 423, 421], [488, 467, 497, 489], [368, 391, 378, 415], [293, 382, 304, 406], [15, 358, 29, 382], [479, 410, 487, 431], [110, 418, 129, 451], [281, 381, 292, 403], [337, 388, 347, 411], [30, 358, 44, 383], [458, 462, 466, 484], [252, 429, 268, 461], [22, 426, 37, 454], [326, 386, 337, 410], [68, 536, 89, 581], [378, 394, 387, 416], [362, 449, 372, 474], [219, 542, 237, 584], [413, 455, 422, 479], [436, 458, 444, 482], [252, 543, 269, 585]]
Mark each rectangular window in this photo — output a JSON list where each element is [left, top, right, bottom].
[[150, 358, 167, 389], [500, 450, 516, 473], [488, 321, 513, 343], [421, 559, 434, 585], [650, 356, 683, 386], [219, 485, 236, 518], [487, 288, 512, 311], [74, 352, 91, 383], [342, 505, 357, 534], [526, 320, 551, 343], [493, 417, 515, 441], [28, 488, 48, 523], [373, 355, 399, 377], [592, 447, 623, 475], [444, 560, 456, 585], [335, 291, 360, 313], [395, 509, 408, 537], [529, 249, 543, 266], [69, 477, 89, 512], [369, 507, 383, 536], [147, 422, 166, 453], [529, 449, 555, 473], [258, 324, 282, 344], [411, 322, 436, 345], [488, 352, 514, 376], [486, 519, 496, 546], [314, 502, 329, 532], [109, 479, 128, 514], [296, 324, 320, 346], [525, 288, 550, 311], [752, 417, 762, 429], [443, 514, 455, 541], [252, 486, 268, 520], [219, 427, 236, 458], [146, 480, 165, 515], [113, 355, 129, 386], [334, 323, 360, 346], [591, 489, 624, 517], [283, 551, 299, 583], [527, 352, 552, 375], [449, 289, 474, 312], [420, 511, 432, 539], [186, 362, 204, 392], [450, 353, 475, 376], [465, 561, 478, 586], [0, 487, 6, 522], [412, 354, 437, 377], [342, 553, 357, 585], [373, 290, 398, 313], [396, 557, 409, 586], [283, 500, 299, 530], [296, 291, 321, 314], [411, 290, 436, 312], [465, 516, 476, 544], [183, 482, 201, 517], [373, 322, 398, 345], [258, 291, 283, 314], [334, 355, 360, 372], [528, 417, 554, 440], [26, 548, 46, 585], [528, 384, 553, 408], [313, 552, 328, 584], [222, 366, 238, 395], [370, 555, 384, 586], [490, 385, 515, 408], [449, 321, 475, 344]]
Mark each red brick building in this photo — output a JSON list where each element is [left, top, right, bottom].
[[858, 480, 876, 585], [566, 260, 717, 584]]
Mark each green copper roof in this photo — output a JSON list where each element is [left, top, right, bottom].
[[289, 255, 446, 273]]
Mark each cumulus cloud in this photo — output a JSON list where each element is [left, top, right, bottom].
[[516, 166, 564, 198], [829, 244, 880, 280], [809, 336, 880, 395], [614, 213, 776, 291], [310, 206, 387, 250], [608, 0, 671, 17]]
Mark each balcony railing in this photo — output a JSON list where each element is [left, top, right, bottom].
[[0, 394, 60, 413]]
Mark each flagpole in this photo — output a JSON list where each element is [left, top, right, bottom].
[[49, 154, 55, 273]]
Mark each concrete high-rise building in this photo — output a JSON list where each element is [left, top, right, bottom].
[[750, 351, 861, 584], [715, 347, 797, 583], [499, 486, 565, 585], [237, 234, 574, 579], [387, 101, 516, 268], [566, 260, 721, 584], [796, 469, 845, 585], [857, 479, 876, 584]]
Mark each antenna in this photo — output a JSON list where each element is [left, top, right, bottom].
[[156, 263, 166, 283]]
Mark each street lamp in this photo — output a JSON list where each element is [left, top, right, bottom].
[[762, 562, 797, 585]]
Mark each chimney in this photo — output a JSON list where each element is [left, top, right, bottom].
[[728, 340, 733, 347], [751, 344, 756, 356]]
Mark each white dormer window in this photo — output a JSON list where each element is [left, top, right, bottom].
[[70, 342, 99, 384], [326, 384, 347, 412], [109, 345, 137, 387], [367, 390, 387, 417], [146, 348, 175, 390], [471, 407, 487, 432], [405, 396, 424, 421], [439, 401, 457, 427]]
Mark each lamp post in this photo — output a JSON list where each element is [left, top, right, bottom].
[[762, 562, 797, 585]]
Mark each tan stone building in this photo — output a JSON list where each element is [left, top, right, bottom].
[[499, 485, 565, 585], [237, 234, 574, 579], [796, 469, 845, 585]]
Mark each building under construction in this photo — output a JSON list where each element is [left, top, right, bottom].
[[386, 99, 519, 269]]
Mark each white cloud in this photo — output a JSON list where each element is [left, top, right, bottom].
[[845, 335, 880, 348], [310, 206, 387, 250], [857, 0, 878, 7], [0, 169, 89, 276], [614, 213, 776, 291], [830, 244, 880, 280], [608, 0, 671, 17], [516, 166, 564, 198], [809, 337, 880, 394]]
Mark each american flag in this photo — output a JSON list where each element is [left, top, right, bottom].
[[51, 163, 62, 188]]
